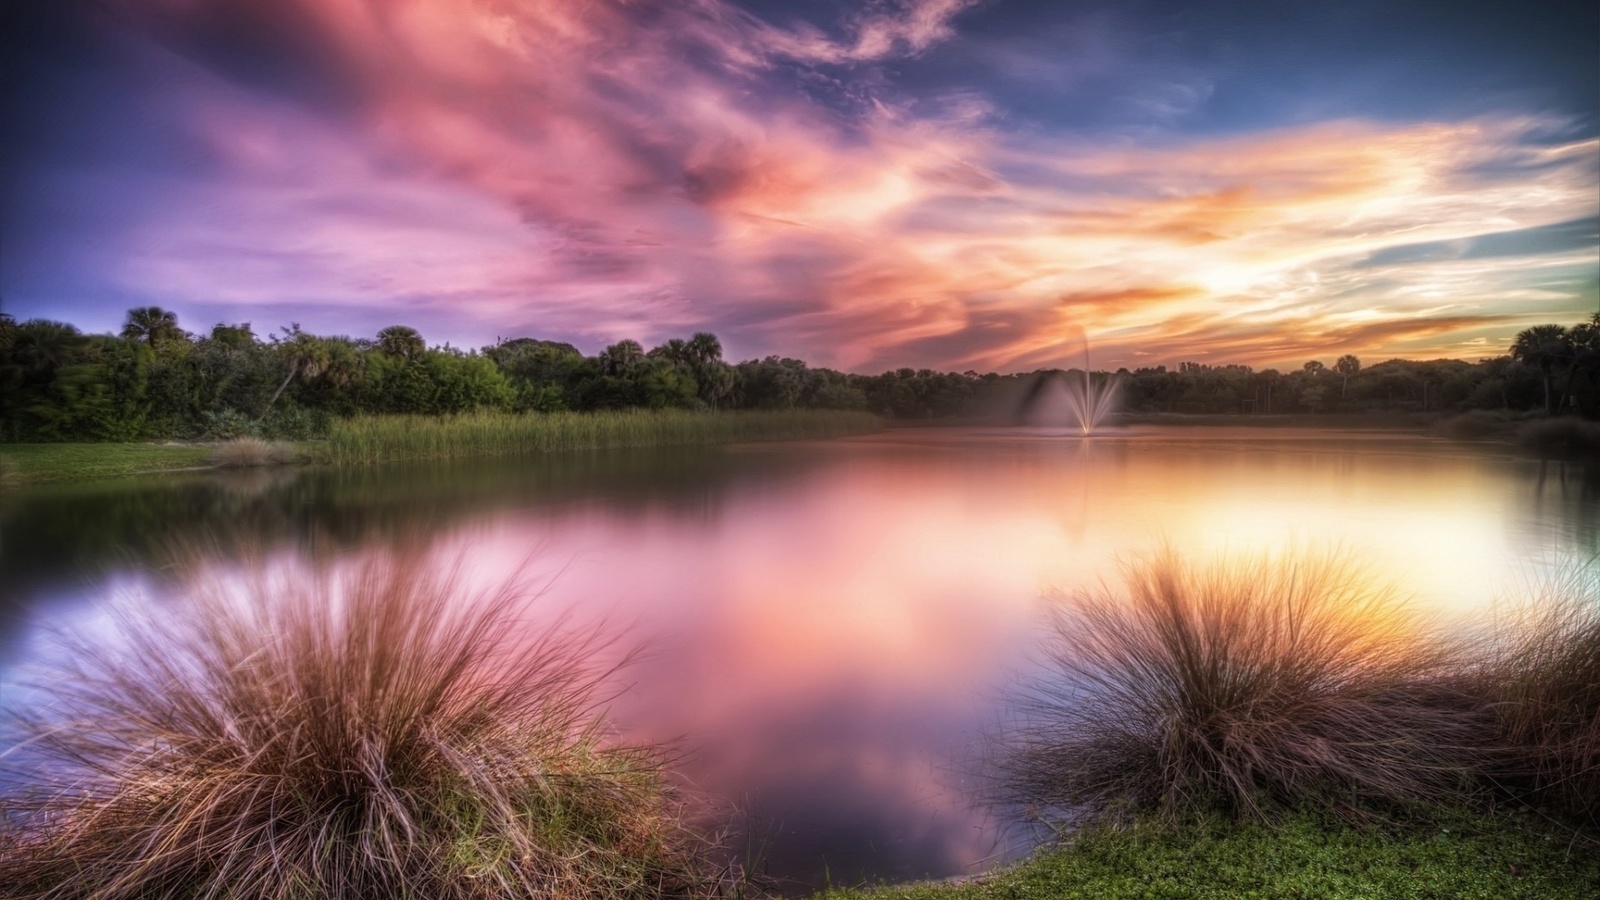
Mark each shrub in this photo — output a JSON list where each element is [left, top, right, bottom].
[[1433, 409, 1518, 440], [0, 558, 724, 899], [1479, 564, 1600, 825], [210, 436, 297, 468], [1515, 417, 1600, 455], [998, 547, 1485, 826], [199, 407, 262, 440]]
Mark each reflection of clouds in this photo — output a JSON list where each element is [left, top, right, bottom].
[[59, 1, 1593, 370], [6, 432, 1599, 888]]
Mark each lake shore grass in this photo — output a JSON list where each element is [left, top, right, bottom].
[[0, 442, 216, 485], [814, 811, 1600, 900], [324, 408, 881, 466], [0, 409, 882, 485]]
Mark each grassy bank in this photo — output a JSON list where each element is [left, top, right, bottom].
[[0, 442, 215, 486], [325, 408, 881, 466], [0, 409, 882, 485], [816, 813, 1600, 899]]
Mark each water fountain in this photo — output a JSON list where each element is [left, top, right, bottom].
[[1014, 342, 1122, 435]]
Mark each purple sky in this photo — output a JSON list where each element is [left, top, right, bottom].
[[3, 0, 1596, 371]]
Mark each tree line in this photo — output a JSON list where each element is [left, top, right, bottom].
[[1, 307, 1596, 442]]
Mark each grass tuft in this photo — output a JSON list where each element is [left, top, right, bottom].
[[209, 436, 297, 468], [0, 557, 726, 899], [998, 547, 1485, 826], [1479, 564, 1600, 825]]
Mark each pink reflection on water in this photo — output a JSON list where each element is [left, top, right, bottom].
[[8, 427, 1582, 891]]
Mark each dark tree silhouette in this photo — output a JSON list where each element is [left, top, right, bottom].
[[1334, 355, 1360, 399], [1511, 324, 1572, 414]]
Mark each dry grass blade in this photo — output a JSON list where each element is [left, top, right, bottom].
[[209, 437, 295, 468], [0, 556, 726, 899], [998, 546, 1486, 827], [1480, 562, 1600, 826]]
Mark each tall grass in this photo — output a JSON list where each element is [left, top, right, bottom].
[[326, 409, 881, 466], [998, 547, 1484, 826], [0, 558, 726, 899], [1479, 564, 1600, 825]]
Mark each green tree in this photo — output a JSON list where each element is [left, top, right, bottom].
[[209, 323, 256, 349], [599, 340, 646, 377], [261, 325, 333, 416], [1510, 324, 1572, 414], [376, 326, 425, 360]]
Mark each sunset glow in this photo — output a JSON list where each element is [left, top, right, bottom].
[[5, 0, 1596, 370]]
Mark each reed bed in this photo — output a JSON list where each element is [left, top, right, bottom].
[[0, 558, 726, 900], [326, 409, 881, 466], [998, 547, 1485, 826]]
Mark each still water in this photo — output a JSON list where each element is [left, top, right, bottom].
[[1, 427, 1596, 891]]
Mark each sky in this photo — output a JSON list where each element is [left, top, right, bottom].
[[3, 0, 1597, 373]]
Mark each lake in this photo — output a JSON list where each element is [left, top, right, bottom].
[[2, 426, 1595, 893]]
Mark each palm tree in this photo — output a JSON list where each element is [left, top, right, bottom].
[[687, 332, 722, 368], [1510, 324, 1572, 414], [121, 307, 182, 346], [11, 320, 88, 381], [1334, 355, 1360, 399], [600, 340, 645, 377], [376, 326, 425, 359], [650, 338, 691, 368], [261, 325, 332, 416]]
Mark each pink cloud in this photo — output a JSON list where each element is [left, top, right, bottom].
[[103, 0, 1598, 368]]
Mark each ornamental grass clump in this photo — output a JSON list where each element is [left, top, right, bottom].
[[999, 547, 1484, 826], [0, 558, 724, 900], [210, 436, 296, 468], [1480, 564, 1600, 825]]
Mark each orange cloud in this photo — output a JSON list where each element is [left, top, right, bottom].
[[106, 0, 1597, 369]]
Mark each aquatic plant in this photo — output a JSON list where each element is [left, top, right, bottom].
[[326, 409, 881, 466], [998, 547, 1484, 825], [0, 558, 726, 899]]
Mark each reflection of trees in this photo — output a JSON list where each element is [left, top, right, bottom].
[[0, 447, 815, 649], [1528, 459, 1600, 552]]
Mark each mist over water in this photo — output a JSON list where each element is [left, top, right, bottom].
[[2, 428, 1596, 892]]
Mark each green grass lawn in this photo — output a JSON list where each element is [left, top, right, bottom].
[[816, 814, 1600, 900], [0, 442, 216, 486]]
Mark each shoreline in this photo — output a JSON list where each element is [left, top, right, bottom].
[[6, 409, 1596, 489]]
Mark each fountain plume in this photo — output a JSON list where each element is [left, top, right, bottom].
[[1015, 339, 1122, 435]]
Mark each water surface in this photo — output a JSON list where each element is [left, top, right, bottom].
[[2, 427, 1595, 892]]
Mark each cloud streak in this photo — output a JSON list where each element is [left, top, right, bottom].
[[12, 0, 1597, 370]]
